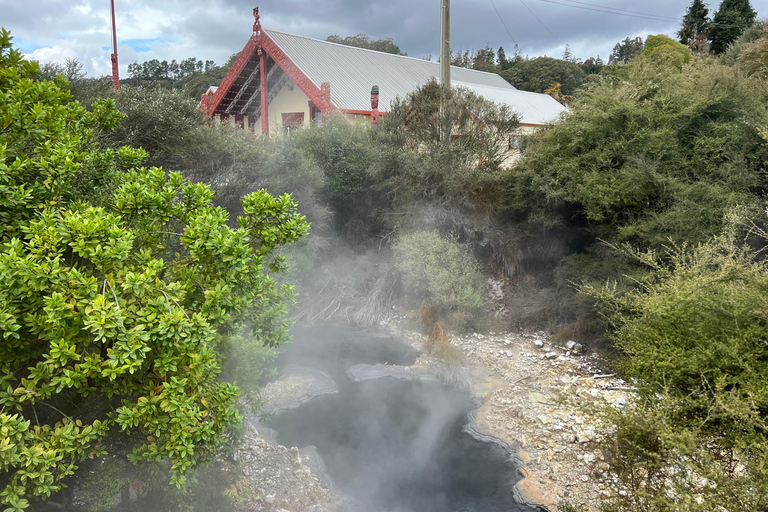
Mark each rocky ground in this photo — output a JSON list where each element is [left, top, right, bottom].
[[239, 313, 633, 512], [214, 419, 339, 512], [384, 320, 635, 512]]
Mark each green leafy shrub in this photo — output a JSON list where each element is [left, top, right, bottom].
[[0, 29, 308, 509], [393, 230, 486, 328], [500, 56, 768, 248], [642, 34, 693, 68], [584, 238, 768, 511]]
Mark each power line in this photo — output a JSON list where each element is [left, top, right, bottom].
[[537, 0, 679, 23], [518, 0, 563, 46], [488, 0, 519, 46], [550, 0, 678, 22]]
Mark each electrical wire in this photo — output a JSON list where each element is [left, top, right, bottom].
[[537, 0, 739, 29], [488, 0, 519, 46], [545, 0, 679, 22], [518, 0, 563, 46]]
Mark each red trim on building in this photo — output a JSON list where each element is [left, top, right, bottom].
[[204, 36, 259, 117], [203, 28, 337, 124], [258, 34, 336, 115], [340, 109, 373, 115], [260, 48, 269, 135]]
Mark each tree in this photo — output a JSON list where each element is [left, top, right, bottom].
[[500, 56, 587, 95], [0, 29, 309, 510], [678, 0, 710, 50], [580, 56, 605, 75], [325, 33, 404, 55], [500, 55, 768, 248], [472, 45, 496, 72], [709, 0, 757, 54], [608, 36, 644, 64], [497, 46, 508, 69], [642, 34, 693, 68]]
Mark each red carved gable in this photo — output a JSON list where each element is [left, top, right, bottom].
[[203, 30, 336, 119]]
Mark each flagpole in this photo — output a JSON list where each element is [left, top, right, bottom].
[[110, 0, 120, 91]]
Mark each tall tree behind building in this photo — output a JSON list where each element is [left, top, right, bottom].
[[678, 0, 711, 51], [326, 33, 404, 55], [609, 37, 644, 64], [709, 0, 757, 54]]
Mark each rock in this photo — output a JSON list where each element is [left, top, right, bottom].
[[565, 340, 583, 353], [533, 339, 544, 348], [512, 478, 556, 511], [614, 397, 627, 408]]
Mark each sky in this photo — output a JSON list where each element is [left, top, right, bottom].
[[2, 0, 763, 77]]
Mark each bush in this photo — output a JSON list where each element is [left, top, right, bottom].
[[0, 29, 308, 509], [393, 230, 487, 328], [584, 236, 768, 511], [500, 56, 768, 249]]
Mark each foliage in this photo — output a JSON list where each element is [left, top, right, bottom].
[[500, 56, 587, 95], [642, 35, 693, 68], [325, 33, 404, 55], [579, 56, 605, 75], [735, 27, 768, 79], [585, 238, 768, 511], [451, 45, 498, 72], [608, 37, 644, 64], [101, 85, 205, 169], [500, 56, 768, 249], [720, 17, 768, 64], [0, 29, 308, 509], [127, 57, 217, 83], [709, 0, 758, 54], [393, 230, 487, 322], [372, 82, 519, 215], [289, 115, 373, 216], [678, 0, 710, 50]]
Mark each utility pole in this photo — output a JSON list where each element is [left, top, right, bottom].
[[440, 0, 451, 143], [110, 0, 120, 91], [440, 0, 450, 90]]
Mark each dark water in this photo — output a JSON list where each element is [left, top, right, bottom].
[[265, 324, 532, 512]]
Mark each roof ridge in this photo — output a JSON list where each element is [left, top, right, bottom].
[[263, 28, 505, 78]]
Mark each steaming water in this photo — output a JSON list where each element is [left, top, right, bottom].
[[265, 324, 533, 512]]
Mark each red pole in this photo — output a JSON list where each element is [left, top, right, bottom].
[[110, 0, 120, 91], [260, 49, 269, 136]]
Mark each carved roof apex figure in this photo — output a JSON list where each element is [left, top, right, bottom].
[[253, 7, 262, 35]]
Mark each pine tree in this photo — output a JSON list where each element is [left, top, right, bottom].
[[678, 0, 710, 47], [709, 0, 757, 54], [497, 46, 508, 70]]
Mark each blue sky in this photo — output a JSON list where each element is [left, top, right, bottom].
[[1, 0, 762, 77]]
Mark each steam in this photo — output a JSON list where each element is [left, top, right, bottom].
[[266, 326, 526, 512]]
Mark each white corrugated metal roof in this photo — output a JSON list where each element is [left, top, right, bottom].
[[454, 81, 567, 125], [265, 29, 566, 125]]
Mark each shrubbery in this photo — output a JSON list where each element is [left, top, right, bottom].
[[0, 29, 308, 510], [393, 230, 487, 330], [500, 54, 768, 249], [584, 235, 768, 511]]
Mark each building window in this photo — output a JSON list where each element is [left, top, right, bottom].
[[509, 134, 521, 150], [308, 102, 323, 126], [282, 112, 305, 133]]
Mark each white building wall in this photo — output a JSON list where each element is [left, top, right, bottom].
[[267, 79, 311, 132]]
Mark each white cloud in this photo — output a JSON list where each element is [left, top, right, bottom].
[[4, 0, 763, 77]]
